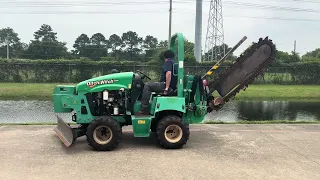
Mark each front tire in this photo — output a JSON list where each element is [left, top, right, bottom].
[[86, 116, 122, 151], [156, 115, 190, 149]]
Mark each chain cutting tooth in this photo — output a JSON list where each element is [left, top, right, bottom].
[[242, 85, 247, 91]]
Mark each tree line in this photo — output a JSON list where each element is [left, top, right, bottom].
[[0, 24, 199, 63], [0, 24, 320, 65]]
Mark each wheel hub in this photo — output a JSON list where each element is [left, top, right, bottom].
[[93, 125, 113, 145], [164, 125, 183, 143]]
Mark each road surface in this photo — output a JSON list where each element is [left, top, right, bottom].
[[0, 124, 320, 180]]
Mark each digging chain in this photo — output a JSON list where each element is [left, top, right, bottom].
[[207, 36, 276, 104]]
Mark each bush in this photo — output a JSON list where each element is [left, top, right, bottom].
[[0, 58, 319, 84], [0, 58, 139, 83], [286, 61, 320, 84]]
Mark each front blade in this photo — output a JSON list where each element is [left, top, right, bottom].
[[54, 116, 74, 147]]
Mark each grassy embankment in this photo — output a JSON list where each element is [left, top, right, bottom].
[[0, 83, 67, 101], [0, 83, 320, 101]]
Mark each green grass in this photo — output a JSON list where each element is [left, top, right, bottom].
[[0, 83, 70, 101], [231, 84, 320, 101], [0, 83, 320, 101]]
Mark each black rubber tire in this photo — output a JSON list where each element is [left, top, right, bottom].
[[86, 116, 122, 151], [151, 127, 156, 133], [150, 121, 157, 133], [156, 115, 190, 149]]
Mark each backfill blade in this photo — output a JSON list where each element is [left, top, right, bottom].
[[54, 116, 74, 147]]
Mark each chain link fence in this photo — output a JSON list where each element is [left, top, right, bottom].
[[1, 63, 319, 84]]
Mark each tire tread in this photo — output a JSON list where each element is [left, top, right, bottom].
[[156, 115, 190, 149], [86, 116, 122, 151]]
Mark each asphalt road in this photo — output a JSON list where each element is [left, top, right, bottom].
[[1, 124, 320, 180]]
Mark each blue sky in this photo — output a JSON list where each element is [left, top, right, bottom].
[[1, 0, 319, 57]]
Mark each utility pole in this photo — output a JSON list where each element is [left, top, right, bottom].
[[6, 39, 9, 59], [194, 0, 203, 62], [294, 40, 296, 55], [168, 0, 172, 47]]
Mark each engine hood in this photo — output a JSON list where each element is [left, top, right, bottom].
[[76, 72, 134, 93]]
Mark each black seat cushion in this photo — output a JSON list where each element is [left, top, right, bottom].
[[157, 88, 177, 96]]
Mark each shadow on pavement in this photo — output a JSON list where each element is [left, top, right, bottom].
[[50, 131, 173, 153], [50, 129, 224, 154]]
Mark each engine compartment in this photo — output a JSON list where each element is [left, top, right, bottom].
[[83, 72, 147, 116], [86, 89, 126, 116]]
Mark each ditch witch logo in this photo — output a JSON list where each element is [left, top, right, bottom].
[[86, 79, 119, 88]]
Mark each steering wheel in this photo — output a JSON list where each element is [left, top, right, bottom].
[[136, 70, 151, 80]]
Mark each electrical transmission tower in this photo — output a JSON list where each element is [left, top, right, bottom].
[[204, 0, 225, 62]]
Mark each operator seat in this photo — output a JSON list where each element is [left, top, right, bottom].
[[165, 88, 177, 96], [155, 87, 177, 97], [149, 89, 177, 105]]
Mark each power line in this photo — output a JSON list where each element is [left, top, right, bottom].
[[0, 4, 319, 23], [0, 0, 168, 4], [1, 0, 320, 4], [267, 0, 320, 3], [0, 1, 173, 6], [174, 9, 320, 22], [0, 1, 171, 7], [224, 15, 320, 22], [1, 0, 320, 14], [0, 10, 170, 14], [0, 1, 319, 23], [2, 9, 320, 16], [1, 9, 320, 23], [223, 1, 320, 13]]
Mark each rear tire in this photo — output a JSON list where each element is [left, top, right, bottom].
[[150, 121, 157, 133], [156, 115, 190, 149], [86, 116, 122, 151]]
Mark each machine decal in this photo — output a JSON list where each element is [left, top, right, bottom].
[[86, 79, 119, 88], [138, 120, 145, 124]]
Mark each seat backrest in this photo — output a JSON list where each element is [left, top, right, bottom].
[[173, 63, 178, 76], [172, 62, 179, 90]]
